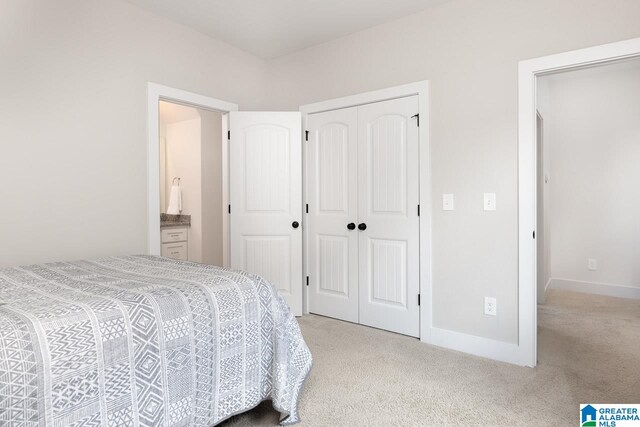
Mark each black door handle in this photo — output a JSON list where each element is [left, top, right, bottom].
[[292, 221, 300, 229], [347, 223, 356, 230], [358, 223, 367, 231]]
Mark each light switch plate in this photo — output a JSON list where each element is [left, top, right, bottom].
[[588, 258, 597, 271], [484, 193, 496, 211], [443, 194, 454, 211]]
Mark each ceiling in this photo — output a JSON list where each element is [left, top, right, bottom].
[[126, 0, 448, 59]]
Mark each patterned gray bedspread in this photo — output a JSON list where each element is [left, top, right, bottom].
[[0, 255, 312, 426]]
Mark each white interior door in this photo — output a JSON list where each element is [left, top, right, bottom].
[[357, 96, 420, 337], [307, 107, 359, 322], [230, 112, 303, 316]]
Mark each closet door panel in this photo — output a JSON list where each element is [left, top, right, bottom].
[[307, 107, 359, 322], [357, 96, 420, 337]]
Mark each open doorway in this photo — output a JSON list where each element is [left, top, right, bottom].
[[531, 58, 640, 399], [518, 37, 640, 367], [147, 83, 237, 267], [158, 100, 225, 265], [536, 58, 640, 302]]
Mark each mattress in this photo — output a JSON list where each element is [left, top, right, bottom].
[[0, 255, 312, 426]]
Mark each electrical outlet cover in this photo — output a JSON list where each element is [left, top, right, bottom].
[[484, 297, 497, 316]]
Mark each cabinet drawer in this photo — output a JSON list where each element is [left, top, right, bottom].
[[161, 227, 188, 243], [161, 242, 188, 261]]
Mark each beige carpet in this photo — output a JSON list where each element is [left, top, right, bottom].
[[221, 290, 640, 426]]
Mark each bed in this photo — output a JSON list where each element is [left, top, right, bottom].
[[0, 255, 312, 426]]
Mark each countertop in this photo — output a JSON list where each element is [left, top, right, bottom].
[[160, 213, 191, 228]]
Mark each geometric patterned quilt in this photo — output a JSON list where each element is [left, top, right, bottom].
[[0, 255, 312, 426]]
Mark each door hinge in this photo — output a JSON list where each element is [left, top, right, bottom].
[[417, 205, 420, 217], [306, 203, 309, 214], [306, 276, 309, 287], [228, 204, 231, 214], [418, 294, 421, 306], [411, 113, 420, 127], [227, 130, 231, 140], [305, 130, 309, 141]]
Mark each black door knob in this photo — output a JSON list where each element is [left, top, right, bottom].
[[358, 223, 367, 231], [347, 223, 356, 230], [292, 221, 300, 229]]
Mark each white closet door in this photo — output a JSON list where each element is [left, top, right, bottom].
[[357, 96, 420, 337], [307, 107, 359, 322], [230, 112, 303, 316]]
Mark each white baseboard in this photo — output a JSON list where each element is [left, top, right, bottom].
[[424, 327, 522, 366], [548, 278, 640, 300]]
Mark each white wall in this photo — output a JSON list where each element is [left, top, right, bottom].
[[536, 79, 553, 304], [539, 61, 640, 296], [200, 109, 224, 266], [159, 124, 167, 213], [263, 0, 640, 343], [162, 105, 224, 266], [0, 0, 266, 268], [165, 117, 202, 262]]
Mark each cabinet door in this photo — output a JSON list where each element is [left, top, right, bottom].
[[161, 227, 188, 243], [357, 96, 420, 337], [229, 112, 303, 316], [307, 107, 359, 323], [162, 242, 188, 261]]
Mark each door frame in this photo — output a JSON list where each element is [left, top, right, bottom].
[[147, 82, 238, 263], [300, 81, 432, 341], [518, 37, 640, 367]]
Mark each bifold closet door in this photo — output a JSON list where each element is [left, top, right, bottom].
[[357, 96, 420, 337], [307, 107, 359, 322], [229, 112, 303, 316]]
